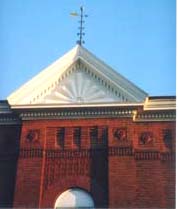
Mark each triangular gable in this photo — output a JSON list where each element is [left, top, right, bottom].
[[39, 65, 120, 104], [7, 45, 148, 105]]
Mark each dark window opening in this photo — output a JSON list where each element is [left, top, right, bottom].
[[56, 127, 65, 149], [73, 127, 81, 148], [90, 126, 98, 146], [163, 129, 172, 150]]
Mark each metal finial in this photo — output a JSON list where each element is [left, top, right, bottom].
[[70, 6, 88, 46]]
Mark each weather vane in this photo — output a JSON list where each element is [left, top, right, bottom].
[[70, 6, 88, 46]]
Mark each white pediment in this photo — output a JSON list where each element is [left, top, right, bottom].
[[7, 45, 148, 106], [40, 69, 119, 104]]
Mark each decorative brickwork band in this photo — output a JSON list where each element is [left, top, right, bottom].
[[46, 149, 91, 159], [109, 147, 133, 156], [160, 152, 175, 161], [134, 151, 160, 160], [18, 148, 175, 161], [19, 148, 43, 158]]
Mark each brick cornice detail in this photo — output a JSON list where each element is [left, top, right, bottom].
[[11, 106, 176, 121], [18, 107, 135, 120], [18, 148, 175, 161]]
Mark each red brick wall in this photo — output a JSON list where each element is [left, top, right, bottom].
[[109, 156, 136, 208], [41, 176, 91, 207], [108, 120, 175, 208], [13, 122, 45, 208], [13, 118, 175, 208]]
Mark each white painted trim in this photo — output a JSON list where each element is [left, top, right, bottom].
[[144, 97, 176, 110], [7, 45, 147, 105], [10, 102, 143, 109]]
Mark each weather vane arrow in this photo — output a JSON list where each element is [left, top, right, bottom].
[[70, 6, 88, 46]]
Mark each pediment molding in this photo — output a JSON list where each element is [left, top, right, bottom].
[[8, 45, 148, 105], [36, 60, 129, 104]]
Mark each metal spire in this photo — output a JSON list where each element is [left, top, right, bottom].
[[70, 6, 88, 46]]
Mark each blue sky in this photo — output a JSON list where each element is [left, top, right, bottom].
[[0, 0, 176, 99]]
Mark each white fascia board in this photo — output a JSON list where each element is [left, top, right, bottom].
[[10, 102, 143, 109], [144, 97, 176, 110]]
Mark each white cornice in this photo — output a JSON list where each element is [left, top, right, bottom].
[[144, 97, 176, 110], [10, 102, 143, 109]]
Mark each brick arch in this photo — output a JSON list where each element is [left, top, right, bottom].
[[40, 175, 91, 208]]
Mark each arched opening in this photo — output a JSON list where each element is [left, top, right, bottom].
[[54, 188, 94, 209]]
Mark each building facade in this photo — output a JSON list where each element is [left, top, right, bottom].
[[0, 45, 176, 208]]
